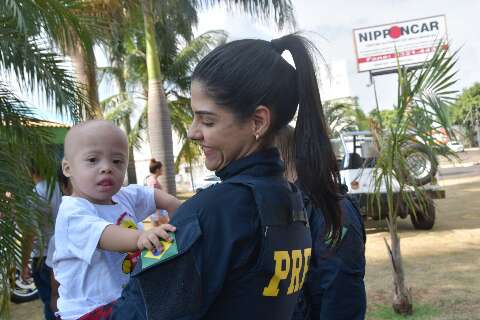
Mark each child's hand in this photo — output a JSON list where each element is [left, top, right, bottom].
[[137, 224, 176, 251]]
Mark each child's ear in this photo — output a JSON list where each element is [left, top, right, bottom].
[[62, 159, 72, 178]]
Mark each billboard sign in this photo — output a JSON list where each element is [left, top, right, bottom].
[[353, 15, 447, 73]]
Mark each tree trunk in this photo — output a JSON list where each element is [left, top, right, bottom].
[[385, 219, 413, 315], [112, 52, 137, 184], [189, 159, 195, 192], [69, 42, 102, 119], [141, 0, 176, 195], [123, 116, 137, 184], [468, 126, 479, 147]]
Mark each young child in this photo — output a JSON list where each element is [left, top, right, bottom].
[[53, 120, 180, 320]]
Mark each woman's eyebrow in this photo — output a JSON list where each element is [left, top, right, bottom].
[[194, 110, 217, 117]]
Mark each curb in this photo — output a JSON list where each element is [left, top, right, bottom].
[[440, 162, 480, 169]]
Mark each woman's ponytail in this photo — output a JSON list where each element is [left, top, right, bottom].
[[192, 33, 343, 244], [273, 34, 343, 245]]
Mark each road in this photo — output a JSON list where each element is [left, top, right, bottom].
[[438, 148, 480, 180]]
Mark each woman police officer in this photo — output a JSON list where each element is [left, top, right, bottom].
[[111, 33, 343, 320], [277, 127, 367, 320]]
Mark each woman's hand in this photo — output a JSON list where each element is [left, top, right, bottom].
[[137, 224, 176, 251]]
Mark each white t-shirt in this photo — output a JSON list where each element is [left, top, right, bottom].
[[53, 185, 156, 320]]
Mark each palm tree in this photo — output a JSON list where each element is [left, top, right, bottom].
[[324, 102, 358, 134], [101, 30, 227, 184], [450, 83, 480, 147], [139, 0, 296, 194], [324, 102, 370, 135], [57, 0, 137, 119], [0, 1, 91, 316], [369, 46, 458, 315], [65, 0, 136, 119], [97, 1, 144, 183]]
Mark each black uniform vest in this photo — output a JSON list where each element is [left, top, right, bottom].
[[111, 150, 312, 320], [204, 174, 312, 319]]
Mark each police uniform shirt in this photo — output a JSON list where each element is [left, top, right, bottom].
[[112, 149, 311, 320], [293, 196, 367, 320]]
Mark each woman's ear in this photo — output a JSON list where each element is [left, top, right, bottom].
[[252, 105, 271, 139]]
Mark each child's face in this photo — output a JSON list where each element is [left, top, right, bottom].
[[62, 122, 128, 204]]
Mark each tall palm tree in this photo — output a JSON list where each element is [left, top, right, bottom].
[[61, 0, 135, 119], [370, 46, 458, 315], [102, 31, 227, 184], [140, 0, 296, 194], [0, 1, 91, 316], [107, 0, 198, 184], [98, 1, 144, 183]]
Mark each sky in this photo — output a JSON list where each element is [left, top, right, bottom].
[[194, 0, 480, 112], [23, 0, 480, 122]]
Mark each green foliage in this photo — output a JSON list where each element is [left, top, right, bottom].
[[324, 102, 369, 134], [193, 0, 296, 30], [0, 19, 88, 120], [351, 107, 370, 131], [0, 87, 60, 317], [369, 45, 458, 315], [449, 82, 480, 146], [109, 30, 227, 167], [450, 83, 480, 124], [1, 1, 91, 315], [371, 46, 458, 220], [370, 109, 397, 130]]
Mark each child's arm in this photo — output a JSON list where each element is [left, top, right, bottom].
[[154, 189, 181, 213], [99, 224, 176, 252]]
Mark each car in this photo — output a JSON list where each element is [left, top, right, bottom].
[[447, 140, 464, 153], [333, 131, 445, 230], [193, 175, 221, 192]]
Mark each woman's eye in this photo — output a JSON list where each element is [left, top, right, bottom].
[[113, 159, 123, 164], [87, 158, 96, 163], [203, 122, 214, 127]]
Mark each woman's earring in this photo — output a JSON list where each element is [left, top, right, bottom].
[[255, 133, 260, 141]]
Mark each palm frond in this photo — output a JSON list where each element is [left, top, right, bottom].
[[102, 93, 135, 123], [193, 0, 296, 30], [1, 0, 31, 32], [0, 84, 60, 316], [165, 30, 227, 91], [0, 29, 89, 121], [370, 44, 459, 221], [129, 105, 148, 150]]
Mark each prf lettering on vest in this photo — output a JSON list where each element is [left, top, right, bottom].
[[262, 248, 312, 297]]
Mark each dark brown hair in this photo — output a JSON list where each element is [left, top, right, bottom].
[[193, 33, 342, 244], [149, 158, 163, 174]]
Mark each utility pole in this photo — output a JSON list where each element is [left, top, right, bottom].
[[369, 72, 381, 112], [476, 117, 480, 147]]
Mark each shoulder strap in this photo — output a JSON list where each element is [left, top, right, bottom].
[[224, 175, 308, 226]]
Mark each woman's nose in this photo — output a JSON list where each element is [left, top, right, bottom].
[[187, 123, 202, 141]]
